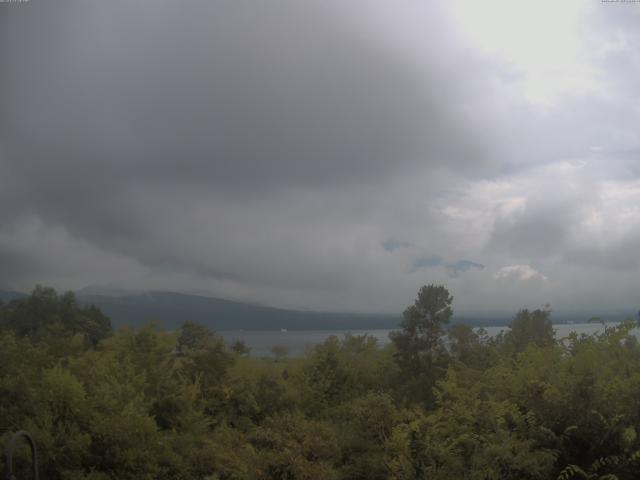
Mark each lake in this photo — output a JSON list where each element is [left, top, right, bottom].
[[220, 322, 636, 357]]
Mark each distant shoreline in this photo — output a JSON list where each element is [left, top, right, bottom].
[[218, 321, 637, 357]]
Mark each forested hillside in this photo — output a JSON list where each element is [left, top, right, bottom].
[[2, 286, 640, 479]]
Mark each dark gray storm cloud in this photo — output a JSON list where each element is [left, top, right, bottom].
[[1, 1, 480, 189], [1, 0, 640, 315], [0, 0, 490, 270]]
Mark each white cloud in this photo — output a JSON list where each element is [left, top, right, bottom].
[[447, 0, 599, 105], [495, 264, 548, 281]]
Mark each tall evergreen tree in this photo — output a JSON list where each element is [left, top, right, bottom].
[[390, 284, 453, 404]]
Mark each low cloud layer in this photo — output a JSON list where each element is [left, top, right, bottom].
[[1, 1, 639, 318]]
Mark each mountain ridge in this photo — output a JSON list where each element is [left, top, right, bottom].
[[75, 290, 402, 331], [2, 288, 634, 331]]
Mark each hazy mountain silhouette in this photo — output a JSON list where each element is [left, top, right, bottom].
[[3, 288, 625, 331], [74, 290, 402, 331]]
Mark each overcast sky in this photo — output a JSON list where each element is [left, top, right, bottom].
[[1, 0, 640, 317]]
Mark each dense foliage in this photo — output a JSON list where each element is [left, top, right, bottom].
[[2, 285, 640, 479]]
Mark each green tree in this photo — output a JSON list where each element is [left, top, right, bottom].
[[250, 413, 340, 479], [177, 320, 214, 352], [447, 324, 495, 369], [175, 322, 235, 419], [337, 392, 404, 479], [0, 286, 111, 347], [507, 308, 554, 352], [390, 284, 453, 404], [231, 340, 251, 356]]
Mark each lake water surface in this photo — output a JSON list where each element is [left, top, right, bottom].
[[221, 322, 636, 357]]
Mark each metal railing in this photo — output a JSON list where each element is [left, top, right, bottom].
[[4, 431, 39, 480]]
